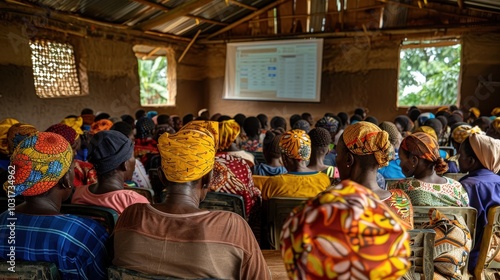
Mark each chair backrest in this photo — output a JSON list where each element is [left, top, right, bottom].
[[413, 206, 477, 277], [443, 173, 468, 181], [0, 261, 60, 279], [60, 204, 119, 234], [124, 186, 155, 203], [266, 197, 308, 250], [402, 229, 436, 280], [199, 192, 246, 219], [440, 146, 456, 157], [148, 168, 164, 203], [250, 152, 266, 166], [474, 206, 500, 279]]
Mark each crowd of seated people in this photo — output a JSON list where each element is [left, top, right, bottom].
[[0, 105, 499, 279]]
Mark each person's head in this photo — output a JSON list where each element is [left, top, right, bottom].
[[315, 116, 339, 142], [436, 115, 448, 131], [450, 124, 482, 151], [46, 123, 80, 152], [472, 116, 492, 133], [450, 105, 459, 112], [337, 112, 349, 127], [243, 117, 261, 138], [492, 107, 500, 117], [61, 116, 84, 136], [467, 107, 480, 122], [487, 117, 500, 139], [417, 112, 435, 127], [399, 132, 448, 178], [210, 113, 221, 121], [289, 114, 302, 129], [279, 129, 311, 171], [0, 118, 20, 156], [292, 119, 311, 133], [182, 114, 194, 126], [350, 114, 363, 124], [172, 116, 182, 132], [379, 121, 402, 150], [270, 116, 287, 131], [408, 108, 421, 122], [198, 109, 209, 120], [447, 113, 463, 128], [233, 114, 246, 129], [308, 127, 331, 159], [90, 119, 113, 135], [110, 121, 134, 140], [281, 179, 410, 279], [5, 132, 73, 200], [459, 134, 500, 174], [424, 118, 443, 137], [263, 130, 282, 164], [94, 112, 110, 122], [88, 130, 135, 181], [157, 124, 218, 202], [157, 114, 171, 126], [81, 108, 94, 115], [365, 116, 378, 126], [394, 115, 414, 135], [120, 114, 135, 127], [135, 117, 155, 139], [414, 126, 438, 142], [257, 114, 268, 130], [336, 122, 393, 181], [7, 123, 38, 155], [218, 120, 240, 151], [354, 107, 367, 118], [217, 115, 231, 122], [135, 109, 146, 120], [301, 112, 313, 126]]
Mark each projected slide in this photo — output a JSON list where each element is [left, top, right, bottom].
[[224, 39, 323, 102]]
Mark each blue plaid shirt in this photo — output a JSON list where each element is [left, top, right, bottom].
[[0, 211, 109, 280]]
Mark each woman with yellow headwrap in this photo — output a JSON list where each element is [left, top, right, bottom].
[[389, 132, 469, 207], [487, 117, 500, 140], [458, 134, 500, 274], [112, 126, 270, 280], [280, 180, 410, 280], [259, 129, 331, 200], [0, 132, 109, 279], [217, 119, 255, 166], [336, 121, 413, 229], [446, 124, 482, 173]]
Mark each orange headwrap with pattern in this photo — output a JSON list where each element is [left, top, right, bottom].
[[7, 123, 37, 155], [0, 118, 20, 155], [61, 116, 83, 135], [279, 129, 311, 161], [158, 127, 217, 183], [4, 132, 73, 197], [281, 180, 410, 280], [91, 119, 114, 135], [218, 120, 240, 151], [181, 120, 220, 151], [451, 125, 482, 144], [401, 132, 448, 174], [342, 121, 393, 167]]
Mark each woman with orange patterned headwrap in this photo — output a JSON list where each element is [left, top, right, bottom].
[[389, 132, 469, 207], [280, 180, 410, 280], [336, 121, 413, 230]]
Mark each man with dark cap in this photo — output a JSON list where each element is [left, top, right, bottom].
[[71, 130, 149, 214]]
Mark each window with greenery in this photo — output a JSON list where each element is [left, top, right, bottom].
[[398, 41, 461, 107], [134, 44, 176, 107], [29, 39, 87, 98]]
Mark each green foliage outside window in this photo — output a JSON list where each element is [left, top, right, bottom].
[[138, 56, 169, 106], [398, 44, 461, 106]]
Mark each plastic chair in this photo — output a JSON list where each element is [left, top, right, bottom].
[[60, 204, 119, 234], [413, 206, 477, 278], [474, 206, 500, 280], [402, 229, 436, 280], [199, 192, 246, 219], [0, 261, 60, 279], [108, 266, 221, 279], [124, 186, 155, 203], [265, 197, 308, 250]]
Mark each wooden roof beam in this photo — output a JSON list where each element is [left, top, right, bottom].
[[207, 0, 292, 40], [137, 0, 214, 30], [228, 0, 258, 11], [131, 0, 228, 26]]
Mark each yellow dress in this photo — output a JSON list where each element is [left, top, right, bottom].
[[260, 172, 331, 200]]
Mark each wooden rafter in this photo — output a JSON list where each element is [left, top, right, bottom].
[[178, 29, 202, 63], [137, 0, 214, 30], [206, 0, 292, 39], [377, 0, 490, 20], [131, 0, 227, 26], [228, 0, 258, 11], [142, 47, 161, 59]]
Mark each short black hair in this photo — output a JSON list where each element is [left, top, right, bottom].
[[182, 114, 194, 125], [350, 114, 363, 123], [94, 113, 110, 121], [110, 121, 134, 138], [289, 114, 302, 128], [218, 115, 232, 122], [135, 109, 146, 120], [243, 117, 261, 138], [424, 118, 443, 135], [309, 127, 331, 147], [301, 112, 312, 119], [354, 108, 365, 116], [257, 114, 268, 130], [233, 114, 246, 128], [157, 114, 170, 125], [365, 116, 378, 126], [81, 108, 93, 115], [337, 112, 348, 127], [270, 116, 287, 130], [408, 109, 421, 122]]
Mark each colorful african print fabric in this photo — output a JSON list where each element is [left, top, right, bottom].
[[73, 159, 97, 187], [219, 120, 240, 151], [241, 139, 262, 153], [61, 117, 83, 135], [388, 177, 469, 207], [0, 118, 19, 155], [90, 119, 113, 135], [451, 125, 481, 144], [280, 180, 410, 280], [134, 138, 159, 166], [6, 132, 73, 197], [279, 129, 311, 161], [384, 189, 414, 230], [7, 123, 37, 155], [212, 153, 261, 216]]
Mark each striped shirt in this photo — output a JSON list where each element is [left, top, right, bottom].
[[0, 211, 109, 280]]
